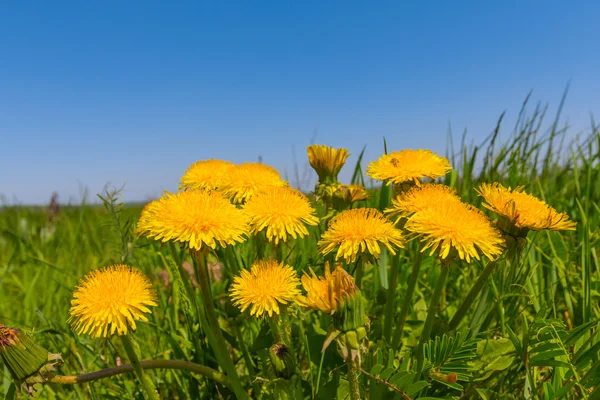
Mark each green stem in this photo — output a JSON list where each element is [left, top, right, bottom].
[[49, 359, 230, 388], [233, 324, 256, 376], [416, 261, 450, 378], [346, 344, 361, 400], [193, 251, 248, 400], [120, 335, 158, 400], [448, 260, 497, 331], [354, 258, 365, 289], [383, 253, 401, 342], [391, 249, 423, 350]]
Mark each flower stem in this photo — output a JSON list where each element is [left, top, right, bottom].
[[120, 335, 158, 400], [416, 261, 450, 377], [448, 260, 497, 331], [391, 249, 423, 350], [383, 253, 401, 342], [354, 258, 366, 289], [193, 251, 248, 400], [346, 344, 361, 400], [49, 359, 231, 388]]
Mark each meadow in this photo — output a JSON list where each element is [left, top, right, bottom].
[[1, 101, 599, 400]]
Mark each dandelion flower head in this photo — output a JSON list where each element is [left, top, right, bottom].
[[297, 264, 358, 314], [243, 186, 319, 244], [307, 144, 350, 184], [221, 163, 287, 203], [318, 208, 405, 263], [68, 265, 157, 338], [386, 183, 461, 222], [477, 183, 576, 231], [229, 260, 301, 317], [137, 190, 250, 251], [366, 149, 452, 185], [180, 159, 235, 190], [405, 200, 504, 263]]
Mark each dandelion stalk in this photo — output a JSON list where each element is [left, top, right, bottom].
[[416, 261, 450, 377], [391, 248, 423, 350], [49, 359, 230, 388], [121, 335, 159, 400], [383, 252, 400, 343], [346, 343, 361, 400], [448, 259, 498, 331], [193, 251, 248, 400]]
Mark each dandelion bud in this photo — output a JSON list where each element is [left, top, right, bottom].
[[0, 325, 50, 381], [269, 343, 295, 379]]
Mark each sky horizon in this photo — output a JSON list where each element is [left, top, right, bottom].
[[1, 1, 599, 205]]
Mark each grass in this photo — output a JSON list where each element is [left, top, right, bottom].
[[1, 97, 599, 399]]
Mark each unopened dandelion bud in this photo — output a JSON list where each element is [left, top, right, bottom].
[[0, 325, 49, 381], [269, 343, 295, 379]]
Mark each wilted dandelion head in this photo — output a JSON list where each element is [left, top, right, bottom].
[[477, 183, 576, 232], [307, 144, 350, 184], [366, 149, 452, 185], [385, 183, 461, 222], [180, 159, 235, 190], [339, 184, 369, 204], [221, 163, 287, 203], [137, 190, 250, 251], [405, 200, 505, 263], [297, 264, 358, 314], [68, 265, 157, 338], [318, 208, 405, 263], [229, 260, 301, 317], [243, 186, 319, 244]]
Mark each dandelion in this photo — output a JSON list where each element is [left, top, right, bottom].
[[307, 144, 350, 184], [68, 265, 157, 338], [180, 159, 235, 190], [230, 260, 301, 317], [243, 186, 319, 244], [385, 183, 461, 222], [137, 190, 250, 251], [405, 200, 504, 263], [366, 149, 452, 185], [298, 264, 367, 333], [318, 208, 405, 263], [221, 162, 287, 203], [297, 264, 357, 314], [0, 325, 50, 382], [477, 182, 577, 232], [339, 184, 369, 204]]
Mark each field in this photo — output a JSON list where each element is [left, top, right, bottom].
[[1, 103, 599, 400]]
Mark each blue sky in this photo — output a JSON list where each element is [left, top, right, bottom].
[[1, 1, 598, 204]]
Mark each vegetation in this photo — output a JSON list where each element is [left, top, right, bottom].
[[1, 97, 599, 399]]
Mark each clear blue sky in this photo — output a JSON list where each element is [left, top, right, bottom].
[[1, 1, 598, 205]]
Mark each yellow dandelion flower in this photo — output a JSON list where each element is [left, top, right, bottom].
[[68, 265, 157, 338], [297, 264, 357, 314], [366, 149, 452, 185], [318, 208, 405, 263], [339, 184, 369, 204], [243, 186, 319, 244], [307, 144, 350, 184], [385, 183, 461, 222], [405, 200, 505, 263], [221, 163, 287, 203], [180, 159, 235, 190], [477, 183, 577, 231], [229, 260, 301, 317], [137, 190, 250, 251]]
